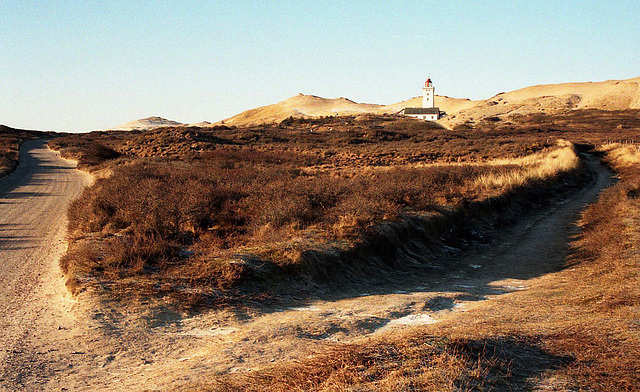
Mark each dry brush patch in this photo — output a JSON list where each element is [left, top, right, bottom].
[[435, 142, 640, 391], [196, 142, 640, 391], [509, 109, 640, 145], [56, 120, 586, 307], [193, 336, 552, 392], [49, 117, 561, 169]]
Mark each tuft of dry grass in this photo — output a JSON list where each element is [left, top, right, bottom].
[[473, 140, 580, 194], [190, 334, 574, 392]]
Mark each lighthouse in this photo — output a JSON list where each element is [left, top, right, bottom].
[[399, 78, 441, 121], [422, 78, 435, 108]]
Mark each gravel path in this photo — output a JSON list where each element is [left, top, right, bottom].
[[0, 140, 91, 390]]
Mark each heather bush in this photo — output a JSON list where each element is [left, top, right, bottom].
[[52, 115, 596, 297], [65, 145, 575, 286]]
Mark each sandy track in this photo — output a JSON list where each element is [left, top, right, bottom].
[[0, 143, 613, 391], [0, 140, 91, 390]]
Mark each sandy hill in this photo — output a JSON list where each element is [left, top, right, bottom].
[[441, 76, 640, 127], [215, 94, 475, 127], [216, 94, 383, 126], [215, 76, 639, 128], [108, 116, 183, 131]]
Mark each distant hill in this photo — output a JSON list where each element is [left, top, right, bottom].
[[214, 76, 640, 128], [214, 93, 474, 127], [106, 77, 640, 130], [440, 76, 640, 127], [108, 116, 183, 131], [215, 94, 383, 126]]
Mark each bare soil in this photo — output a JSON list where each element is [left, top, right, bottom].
[[0, 140, 613, 391]]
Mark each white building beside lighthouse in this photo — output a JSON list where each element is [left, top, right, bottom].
[[399, 78, 441, 121]]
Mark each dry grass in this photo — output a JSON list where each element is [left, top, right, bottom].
[[510, 109, 640, 145], [194, 336, 529, 392], [51, 116, 588, 306], [194, 141, 640, 391], [473, 140, 580, 194], [49, 116, 559, 169]]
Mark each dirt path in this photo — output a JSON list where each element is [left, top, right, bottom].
[[0, 140, 92, 390], [0, 145, 613, 391]]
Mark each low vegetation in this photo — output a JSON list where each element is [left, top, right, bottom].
[[48, 111, 639, 390], [52, 116, 587, 305], [197, 336, 532, 392], [187, 143, 640, 392]]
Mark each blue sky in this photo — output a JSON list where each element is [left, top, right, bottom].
[[1, 1, 638, 132]]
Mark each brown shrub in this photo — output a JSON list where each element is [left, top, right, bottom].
[[48, 139, 121, 169], [60, 137, 582, 301], [52, 115, 612, 301], [188, 140, 640, 392]]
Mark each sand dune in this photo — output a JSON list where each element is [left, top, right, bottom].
[[215, 76, 639, 128], [441, 76, 640, 127], [215, 94, 384, 126], [215, 93, 475, 127], [108, 116, 183, 131], [106, 77, 639, 130]]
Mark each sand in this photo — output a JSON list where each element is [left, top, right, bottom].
[[108, 116, 183, 131], [212, 76, 640, 128]]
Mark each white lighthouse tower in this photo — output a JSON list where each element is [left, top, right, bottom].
[[422, 78, 435, 108], [399, 78, 441, 121]]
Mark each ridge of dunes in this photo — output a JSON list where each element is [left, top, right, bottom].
[[215, 93, 475, 127], [441, 76, 640, 127], [216, 76, 640, 127], [216, 94, 385, 126], [103, 76, 640, 130]]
